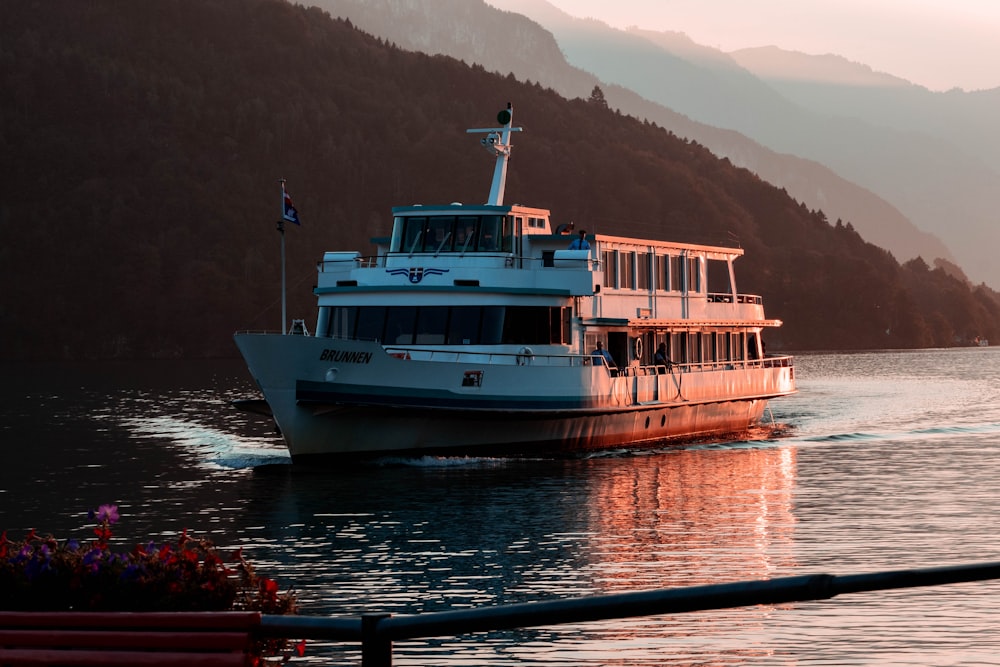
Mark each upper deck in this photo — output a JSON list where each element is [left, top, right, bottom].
[[311, 104, 777, 329], [314, 202, 774, 326]]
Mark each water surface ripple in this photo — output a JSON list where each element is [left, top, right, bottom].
[[3, 349, 1000, 665]]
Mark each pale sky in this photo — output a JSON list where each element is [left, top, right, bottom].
[[543, 0, 1000, 91]]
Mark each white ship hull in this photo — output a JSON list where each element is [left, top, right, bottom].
[[235, 334, 795, 461]]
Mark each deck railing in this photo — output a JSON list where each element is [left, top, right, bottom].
[[258, 561, 1000, 667], [384, 346, 793, 375]]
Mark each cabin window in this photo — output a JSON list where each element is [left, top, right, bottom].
[[414, 306, 449, 344], [655, 255, 668, 291], [355, 306, 387, 342], [707, 258, 732, 297], [687, 257, 702, 293], [619, 252, 636, 290], [501, 306, 550, 345], [702, 333, 716, 362], [672, 332, 686, 365], [549, 307, 571, 344], [748, 332, 761, 360], [328, 306, 358, 339], [385, 306, 418, 345], [447, 306, 481, 344], [688, 333, 702, 363], [602, 250, 617, 288], [670, 255, 682, 292], [480, 306, 504, 344], [636, 252, 651, 291]]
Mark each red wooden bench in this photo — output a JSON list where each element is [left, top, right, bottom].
[[0, 611, 262, 666]]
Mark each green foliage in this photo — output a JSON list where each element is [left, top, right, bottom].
[[2, 0, 998, 357]]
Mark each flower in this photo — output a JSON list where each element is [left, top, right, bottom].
[[95, 504, 120, 525], [0, 504, 303, 662]]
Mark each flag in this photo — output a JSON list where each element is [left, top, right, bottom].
[[282, 183, 300, 225]]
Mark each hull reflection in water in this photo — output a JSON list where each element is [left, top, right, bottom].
[[233, 443, 799, 665]]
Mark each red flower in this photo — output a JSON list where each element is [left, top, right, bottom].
[[295, 640, 307, 657]]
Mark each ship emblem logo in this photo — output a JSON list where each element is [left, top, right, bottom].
[[387, 267, 449, 283]]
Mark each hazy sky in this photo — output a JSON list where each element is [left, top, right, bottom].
[[543, 0, 1000, 91]]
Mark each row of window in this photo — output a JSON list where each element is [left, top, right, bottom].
[[659, 331, 761, 364], [602, 250, 712, 293], [318, 305, 572, 346], [590, 330, 762, 369], [317, 305, 761, 366]]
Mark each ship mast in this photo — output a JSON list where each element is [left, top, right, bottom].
[[467, 103, 522, 206]]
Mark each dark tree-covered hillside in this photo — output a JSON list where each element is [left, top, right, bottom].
[[2, 0, 999, 359]]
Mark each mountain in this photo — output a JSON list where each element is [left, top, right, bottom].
[[317, 0, 955, 273], [730, 46, 1000, 173], [486, 0, 1000, 289], [3, 0, 1000, 360]]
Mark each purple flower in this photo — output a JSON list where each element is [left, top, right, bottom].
[[95, 504, 120, 524]]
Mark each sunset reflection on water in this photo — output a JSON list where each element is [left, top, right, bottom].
[[583, 446, 798, 593]]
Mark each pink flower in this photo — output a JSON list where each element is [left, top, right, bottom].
[[95, 504, 120, 524]]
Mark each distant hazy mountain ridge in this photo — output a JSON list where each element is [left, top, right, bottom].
[[322, 0, 959, 275], [487, 0, 1000, 288]]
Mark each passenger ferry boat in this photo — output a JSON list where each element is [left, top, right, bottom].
[[234, 105, 796, 461]]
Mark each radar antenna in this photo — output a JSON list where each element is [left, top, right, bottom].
[[466, 103, 522, 206]]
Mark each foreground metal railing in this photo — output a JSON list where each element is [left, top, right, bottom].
[[259, 561, 1000, 666]]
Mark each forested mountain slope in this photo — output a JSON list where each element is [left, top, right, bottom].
[[2, 0, 998, 359]]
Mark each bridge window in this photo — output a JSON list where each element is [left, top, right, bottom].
[[391, 215, 513, 253], [454, 216, 478, 252]]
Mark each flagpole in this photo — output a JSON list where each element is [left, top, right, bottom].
[[279, 178, 287, 335]]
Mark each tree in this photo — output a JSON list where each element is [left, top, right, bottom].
[[588, 85, 608, 109]]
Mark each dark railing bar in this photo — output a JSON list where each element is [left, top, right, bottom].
[[259, 561, 1000, 664], [384, 574, 834, 639]]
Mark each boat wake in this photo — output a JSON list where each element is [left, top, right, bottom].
[[370, 455, 516, 469], [118, 415, 291, 469], [788, 421, 1000, 446]]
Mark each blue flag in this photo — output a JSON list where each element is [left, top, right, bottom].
[[282, 185, 300, 225]]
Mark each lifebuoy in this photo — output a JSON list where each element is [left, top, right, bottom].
[[633, 337, 643, 361], [516, 346, 534, 365]]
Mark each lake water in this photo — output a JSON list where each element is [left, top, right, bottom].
[[3, 348, 1000, 665]]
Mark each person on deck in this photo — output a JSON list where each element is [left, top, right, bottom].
[[654, 342, 672, 373], [591, 340, 615, 368], [569, 230, 590, 250]]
